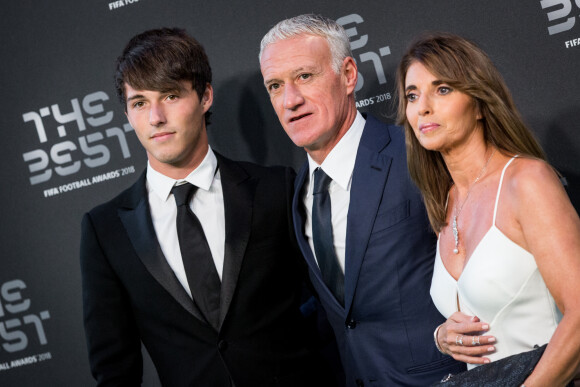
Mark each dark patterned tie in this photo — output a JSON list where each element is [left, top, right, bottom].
[[172, 182, 221, 330], [311, 168, 345, 306]]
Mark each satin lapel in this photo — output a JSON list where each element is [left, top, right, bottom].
[[216, 155, 256, 328], [344, 116, 392, 313], [117, 172, 205, 322], [293, 162, 343, 308]]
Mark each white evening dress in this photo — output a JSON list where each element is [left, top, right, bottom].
[[430, 156, 562, 370]]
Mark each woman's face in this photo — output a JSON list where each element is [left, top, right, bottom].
[[404, 61, 482, 153]]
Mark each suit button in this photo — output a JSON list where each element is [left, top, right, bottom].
[[355, 379, 364, 387], [218, 340, 228, 351], [345, 319, 357, 329]]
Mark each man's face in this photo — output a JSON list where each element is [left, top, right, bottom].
[[260, 34, 357, 163], [125, 80, 213, 177]]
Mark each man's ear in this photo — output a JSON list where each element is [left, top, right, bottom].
[[202, 83, 214, 112], [343, 57, 358, 95]]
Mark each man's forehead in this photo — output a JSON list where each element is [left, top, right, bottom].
[[265, 34, 327, 52], [261, 36, 330, 71], [124, 80, 190, 96]]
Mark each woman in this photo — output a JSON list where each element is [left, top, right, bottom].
[[395, 32, 580, 386]]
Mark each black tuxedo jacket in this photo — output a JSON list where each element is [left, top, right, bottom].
[[81, 153, 328, 387]]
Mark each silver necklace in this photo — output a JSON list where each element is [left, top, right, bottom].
[[451, 149, 496, 254]]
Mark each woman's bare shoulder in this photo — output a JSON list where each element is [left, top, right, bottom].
[[504, 156, 562, 198]]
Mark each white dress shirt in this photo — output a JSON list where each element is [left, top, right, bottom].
[[303, 111, 365, 274], [146, 146, 225, 298]]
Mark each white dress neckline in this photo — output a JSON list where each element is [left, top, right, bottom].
[[430, 156, 561, 369]]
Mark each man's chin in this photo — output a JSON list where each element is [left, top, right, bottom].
[[284, 130, 320, 149]]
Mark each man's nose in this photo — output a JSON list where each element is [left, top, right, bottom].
[[149, 104, 166, 126], [283, 83, 305, 110]]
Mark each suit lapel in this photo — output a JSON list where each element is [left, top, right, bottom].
[[117, 171, 205, 322], [216, 154, 256, 329], [293, 164, 321, 274], [344, 115, 393, 312], [293, 163, 343, 307]]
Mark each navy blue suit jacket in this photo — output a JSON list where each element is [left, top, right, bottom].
[[293, 114, 465, 386]]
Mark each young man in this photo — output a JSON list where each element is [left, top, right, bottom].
[[81, 27, 330, 386], [259, 15, 465, 386]]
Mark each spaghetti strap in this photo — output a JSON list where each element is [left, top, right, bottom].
[[492, 155, 519, 225]]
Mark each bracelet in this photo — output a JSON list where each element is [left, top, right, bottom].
[[434, 323, 446, 354]]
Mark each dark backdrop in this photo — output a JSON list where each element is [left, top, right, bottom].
[[1, 1, 578, 385]]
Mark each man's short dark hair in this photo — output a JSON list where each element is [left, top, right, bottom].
[[114, 27, 212, 123]]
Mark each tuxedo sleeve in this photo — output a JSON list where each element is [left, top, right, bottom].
[[80, 212, 143, 386]]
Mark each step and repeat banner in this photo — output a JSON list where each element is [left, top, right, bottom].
[[1, 0, 579, 385]]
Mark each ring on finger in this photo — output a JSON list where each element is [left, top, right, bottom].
[[472, 336, 480, 346], [455, 335, 463, 346]]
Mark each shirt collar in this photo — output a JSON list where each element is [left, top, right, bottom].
[[146, 145, 218, 202], [307, 111, 365, 191]]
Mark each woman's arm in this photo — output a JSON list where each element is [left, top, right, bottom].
[[507, 158, 580, 386]]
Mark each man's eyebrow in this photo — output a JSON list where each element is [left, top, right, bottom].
[[264, 77, 281, 87], [126, 94, 145, 103], [263, 66, 317, 86], [292, 66, 317, 76]]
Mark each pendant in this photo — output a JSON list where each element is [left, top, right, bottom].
[[452, 215, 459, 254]]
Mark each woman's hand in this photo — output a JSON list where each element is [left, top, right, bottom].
[[436, 312, 496, 364]]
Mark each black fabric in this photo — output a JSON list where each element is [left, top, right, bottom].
[[432, 344, 573, 386], [81, 157, 339, 386], [172, 182, 221, 330], [311, 167, 344, 306]]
